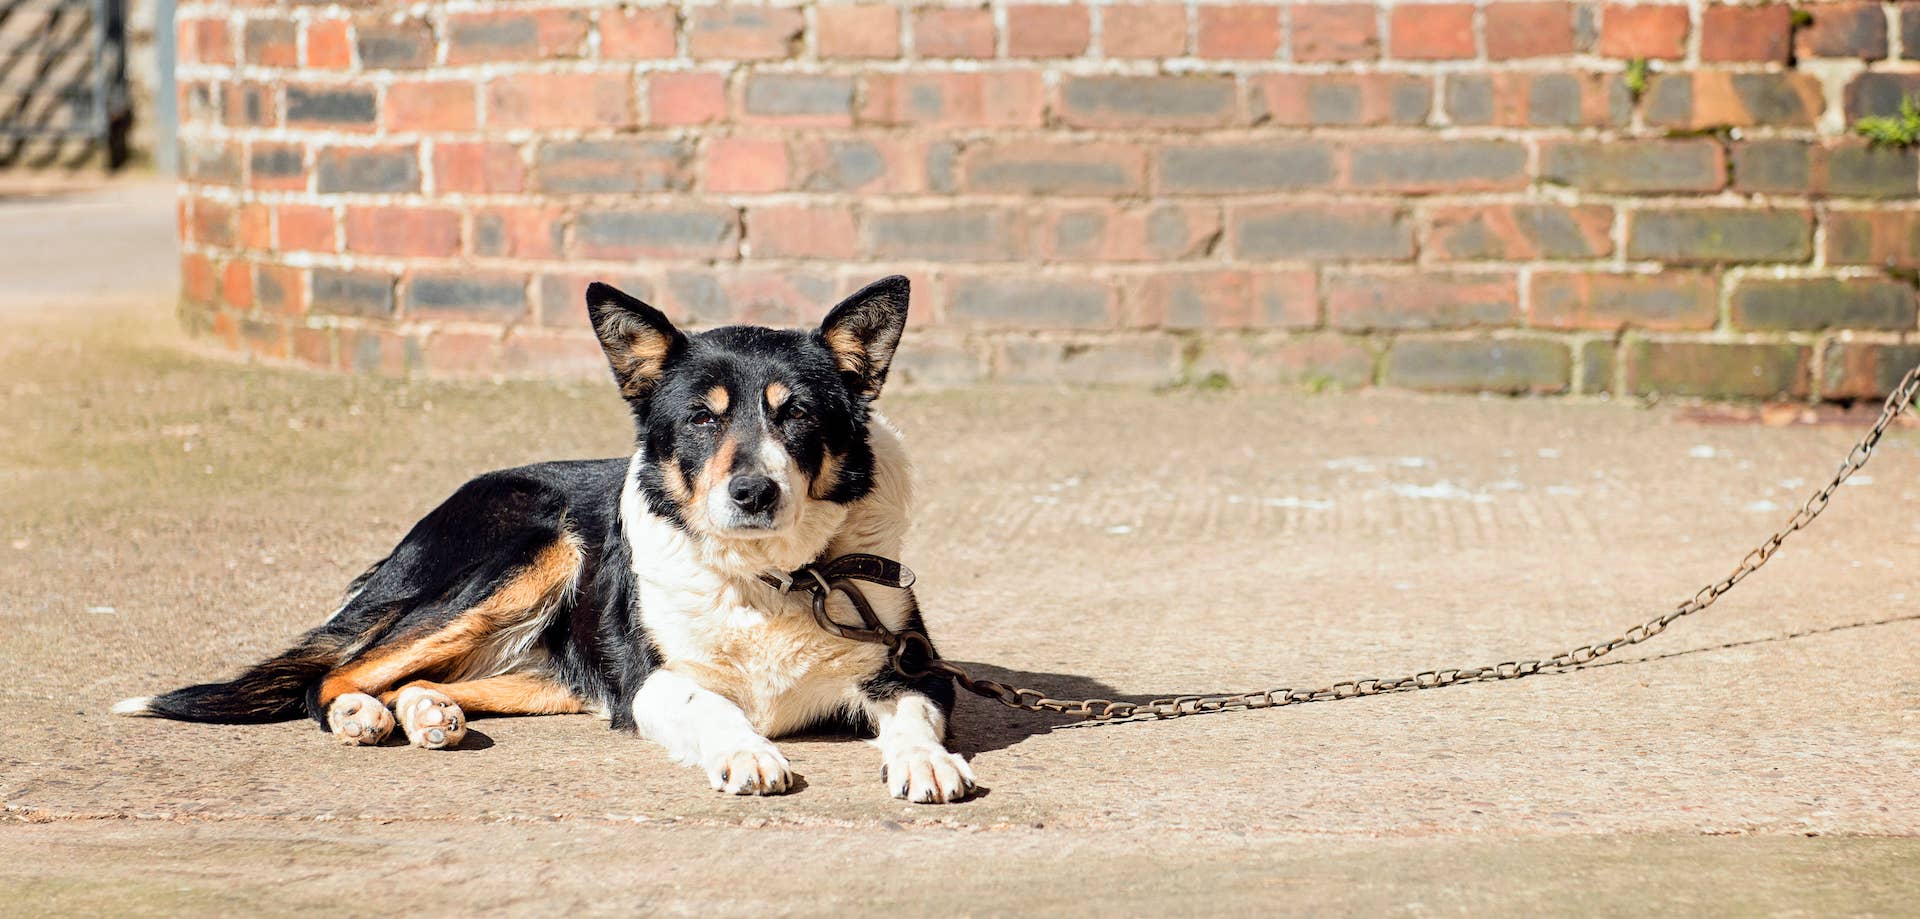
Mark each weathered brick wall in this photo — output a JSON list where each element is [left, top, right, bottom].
[[177, 1, 1920, 399]]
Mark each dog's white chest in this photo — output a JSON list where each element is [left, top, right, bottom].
[[642, 583, 889, 735]]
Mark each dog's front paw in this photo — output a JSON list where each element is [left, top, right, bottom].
[[882, 746, 976, 804], [703, 740, 793, 796]]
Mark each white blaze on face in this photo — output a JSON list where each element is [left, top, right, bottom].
[[704, 435, 802, 535]]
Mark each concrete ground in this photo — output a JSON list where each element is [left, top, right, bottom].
[[5, 186, 1920, 916]]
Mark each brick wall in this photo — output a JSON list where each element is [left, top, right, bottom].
[[177, 1, 1920, 400]]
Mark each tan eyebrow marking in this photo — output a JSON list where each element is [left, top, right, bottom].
[[705, 385, 730, 413], [764, 381, 791, 410]]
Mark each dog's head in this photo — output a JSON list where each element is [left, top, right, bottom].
[[588, 276, 909, 546]]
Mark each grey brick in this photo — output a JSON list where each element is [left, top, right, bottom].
[[407, 273, 529, 318], [1628, 209, 1812, 263], [533, 139, 690, 193], [743, 74, 854, 119], [1383, 338, 1570, 394], [1730, 278, 1916, 331], [862, 207, 1022, 261], [575, 208, 740, 259], [1156, 142, 1337, 194], [1233, 206, 1413, 260], [949, 277, 1112, 327], [1828, 145, 1919, 198], [286, 87, 376, 125], [316, 148, 418, 193], [1348, 141, 1526, 190], [1058, 75, 1237, 128], [311, 269, 395, 318], [1541, 140, 1724, 193]]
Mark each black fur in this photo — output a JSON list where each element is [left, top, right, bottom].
[[131, 276, 949, 743]]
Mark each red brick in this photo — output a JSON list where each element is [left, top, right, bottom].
[[1826, 211, 1920, 267], [486, 72, 633, 129], [1600, 3, 1689, 59], [1699, 3, 1792, 62], [745, 205, 859, 259], [817, 5, 900, 58], [1445, 72, 1626, 127], [472, 206, 565, 259], [182, 252, 215, 304], [237, 203, 272, 250], [859, 71, 1045, 127], [345, 206, 463, 257], [291, 327, 333, 368], [446, 9, 590, 63], [209, 311, 240, 351], [385, 81, 478, 132], [648, 71, 728, 125], [659, 269, 842, 328], [244, 19, 299, 67], [1796, 2, 1888, 59], [239, 320, 288, 360], [304, 19, 350, 68], [182, 17, 233, 66], [1390, 4, 1476, 59], [1102, 5, 1186, 57], [276, 205, 335, 252], [1485, 3, 1575, 58], [1008, 4, 1090, 57], [913, 7, 994, 57], [223, 82, 277, 128], [1292, 4, 1380, 61], [601, 6, 677, 59], [705, 137, 790, 193], [221, 260, 254, 310], [1196, 5, 1279, 59], [688, 5, 802, 60], [432, 141, 527, 194], [192, 199, 234, 247]]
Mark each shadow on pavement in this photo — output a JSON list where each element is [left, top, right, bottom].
[[946, 610, 1920, 754]]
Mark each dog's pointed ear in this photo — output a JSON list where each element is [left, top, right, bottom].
[[818, 275, 909, 400], [587, 282, 685, 401]]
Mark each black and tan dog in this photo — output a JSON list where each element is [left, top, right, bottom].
[[114, 276, 976, 803]]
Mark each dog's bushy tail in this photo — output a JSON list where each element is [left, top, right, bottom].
[[112, 635, 342, 723], [113, 565, 402, 724]]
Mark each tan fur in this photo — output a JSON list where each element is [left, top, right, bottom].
[[821, 325, 869, 379], [808, 450, 842, 501], [705, 385, 730, 414], [764, 381, 790, 410], [691, 437, 737, 510], [317, 538, 582, 706], [382, 674, 584, 715], [664, 610, 890, 737], [601, 320, 674, 398]]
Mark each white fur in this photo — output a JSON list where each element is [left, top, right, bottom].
[[624, 415, 967, 798], [110, 696, 153, 716]]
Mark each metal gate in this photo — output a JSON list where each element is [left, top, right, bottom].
[[0, 0, 130, 167]]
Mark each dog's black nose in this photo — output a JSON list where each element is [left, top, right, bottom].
[[728, 475, 780, 515]]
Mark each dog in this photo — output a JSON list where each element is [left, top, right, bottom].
[[113, 276, 977, 804]]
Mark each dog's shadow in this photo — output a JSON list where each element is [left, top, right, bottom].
[[942, 661, 1223, 755]]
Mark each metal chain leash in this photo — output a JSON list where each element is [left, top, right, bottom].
[[914, 361, 1920, 722]]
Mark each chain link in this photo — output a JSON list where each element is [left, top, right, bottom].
[[927, 363, 1920, 722]]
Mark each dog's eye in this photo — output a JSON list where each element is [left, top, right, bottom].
[[783, 404, 808, 422], [688, 410, 718, 427]]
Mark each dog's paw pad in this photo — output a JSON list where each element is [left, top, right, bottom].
[[704, 742, 792, 796], [326, 693, 394, 747], [883, 747, 976, 804], [394, 687, 466, 750]]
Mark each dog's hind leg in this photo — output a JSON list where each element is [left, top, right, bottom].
[[381, 674, 585, 749], [314, 535, 584, 749]]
